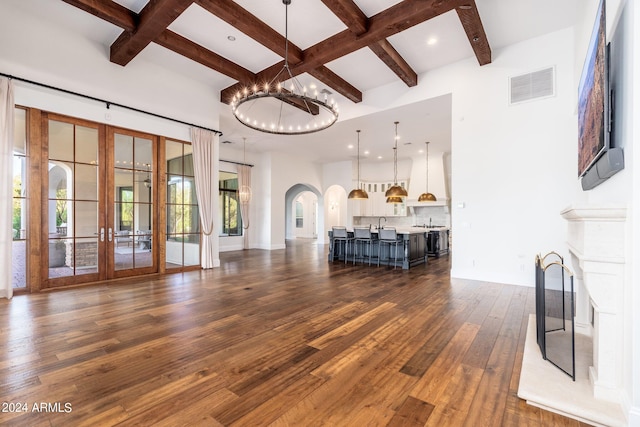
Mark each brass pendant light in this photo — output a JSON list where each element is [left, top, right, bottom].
[[418, 141, 437, 202], [348, 130, 369, 199], [385, 121, 408, 202]]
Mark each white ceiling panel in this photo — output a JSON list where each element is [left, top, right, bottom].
[[169, 3, 281, 74], [353, 0, 403, 17], [235, 0, 347, 50], [387, 11, 476, 74], [112, 0, 148, 14], [325, 47, 401, 92]]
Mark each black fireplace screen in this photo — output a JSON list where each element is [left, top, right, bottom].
[[535, 252, 576, 380]]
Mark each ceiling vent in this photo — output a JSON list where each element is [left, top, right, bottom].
[[509, 67, 555, 105]]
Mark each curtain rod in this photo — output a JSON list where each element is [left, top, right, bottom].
[[220, 159, 254, 167], [1, 72, 223, 136]]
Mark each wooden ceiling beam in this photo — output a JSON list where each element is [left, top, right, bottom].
[[308, 66, 362, 103], [222, 0, 456, 101], [196, 0, 304, 65], [320, 0, 417, 87], [110, 0, 194, 66], [155, 30, 256, 83], [368, 40, 418, 87], [456, 1, 491, 65], [63, 0, 257, 83], [300, 0, 460, 73], [61, 0, 137, 31], [320, 0, 367, 35]]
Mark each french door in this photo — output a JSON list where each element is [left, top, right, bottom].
[[43, 115, 158, 287], [107, 128, 158, 278]]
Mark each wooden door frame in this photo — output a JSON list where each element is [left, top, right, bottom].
[[106, 126, 159, 279], [40, 112, 108, 289]]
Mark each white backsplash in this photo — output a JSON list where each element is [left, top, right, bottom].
[[354, 206, 450, 228]]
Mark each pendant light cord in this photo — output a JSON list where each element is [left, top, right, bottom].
[[356, 130, 361, 186], [425, 141, 429, 191], [393, 121, 399, 185]]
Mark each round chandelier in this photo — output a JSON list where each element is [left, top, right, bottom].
[[230, 0, 339, 135]]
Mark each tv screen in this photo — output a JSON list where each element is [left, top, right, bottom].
[[578, 0, 607, 177]]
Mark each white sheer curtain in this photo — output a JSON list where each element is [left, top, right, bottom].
[[190, 128, 220, 269], [237, 164, 251, 250], [0, 78, 14, 299]]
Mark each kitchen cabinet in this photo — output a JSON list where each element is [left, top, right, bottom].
[[351, 180, 408, 217]]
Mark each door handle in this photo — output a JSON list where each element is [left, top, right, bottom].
[[100, 227, 105, 242], [108, 228, 113, 242]]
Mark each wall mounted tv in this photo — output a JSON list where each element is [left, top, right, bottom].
[[578, 0, 623, 190], [578, 0, 607, 177]]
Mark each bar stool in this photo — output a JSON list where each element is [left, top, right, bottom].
[[377, 227, 403, 269], [331, 226, 354, 264], [352, 226, 377, 265]]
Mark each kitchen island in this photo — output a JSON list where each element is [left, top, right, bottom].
[[328, 227, 428, 269]]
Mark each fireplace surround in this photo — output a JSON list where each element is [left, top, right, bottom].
[[561, 204, 627, 403], [518, 204, 628, 426]]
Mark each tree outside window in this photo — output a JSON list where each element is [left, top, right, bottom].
[[219, 172, 242, 236]]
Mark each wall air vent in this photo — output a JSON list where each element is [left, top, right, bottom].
[[509, 67, 555, 105]]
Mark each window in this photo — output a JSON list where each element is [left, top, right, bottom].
[[118, 187, 133, 230], [219, 172, 242, 236], [12, 108, 27, 289], [166, 140, 200, 268]]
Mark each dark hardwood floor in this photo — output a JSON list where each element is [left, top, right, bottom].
[[0, 240, 591, 426]]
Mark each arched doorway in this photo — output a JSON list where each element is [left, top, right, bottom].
[[284, 184, 323, 243]]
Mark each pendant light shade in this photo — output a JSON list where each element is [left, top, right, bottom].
[[418, 141, 437, 202], [348, 130, 369, 199], [385, 121, 408, 201]]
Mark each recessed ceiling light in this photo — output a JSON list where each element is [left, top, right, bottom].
[[227, 35, 236, 41], [427, 37, 438, 46], [364, 150, 370, 155], [347, 144, 354, 149], [377, 155, 383, 160]]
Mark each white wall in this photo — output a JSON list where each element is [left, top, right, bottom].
[[450, 29, 578, 286]]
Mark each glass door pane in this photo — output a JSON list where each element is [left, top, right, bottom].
[[47, 120, 101, 282], [111, 131, 156, 275], [165, 140, 200, 269]]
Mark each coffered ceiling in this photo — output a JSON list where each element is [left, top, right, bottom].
[[10, 0, 579, 163]]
